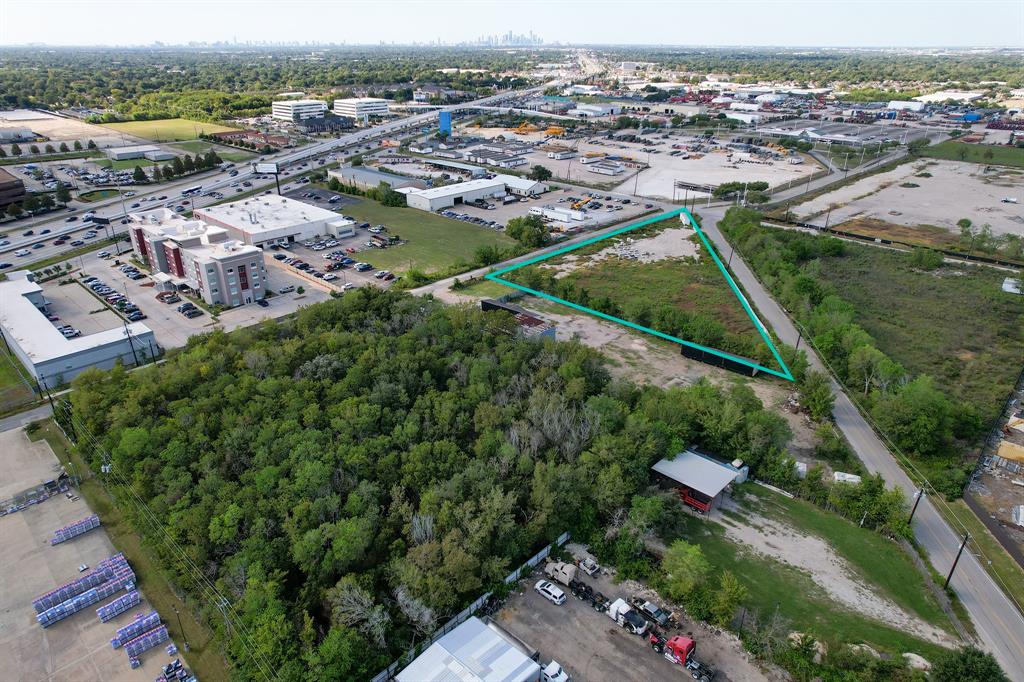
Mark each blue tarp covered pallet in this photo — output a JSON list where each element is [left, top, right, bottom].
[[50, 514, 101, 545], [124, 624, 169, 659], [37, 571, 137, 628], [33, 553, 129, 612], [113, 610, 161, 649], [97, 590, 141, 622]]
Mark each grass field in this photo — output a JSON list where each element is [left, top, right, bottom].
[[506, 217, 779, 368], [167, 141, 255, 163], [453, 278, 513, 299], [670, 489, 952, 660], [745, 486, 951, 629], [814, 245, 1024, 422], [0, 347, 35, 412], [101, 118, 236, 142], [77, 189, 120, 202], [30, 420, 232, 682], [341, 199, 517, 274], [922, 141, 1024, 169]]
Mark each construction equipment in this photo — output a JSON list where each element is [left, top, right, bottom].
[[545, 126, 565, 137], [508, 121, 540, 135]]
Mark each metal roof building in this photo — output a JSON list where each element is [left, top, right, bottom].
[[651, 448, 747, 514], [396, 617, 541, 682], [404, 178, 507, 212]]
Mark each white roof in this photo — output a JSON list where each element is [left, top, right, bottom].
[[494, 174, 544, 192], [0, 271, 152, 364], [273, 99, 326, 107], [109, 144, 160, 155], [396, 617, 540, 682], [407, 178, 506, 200], [652, 450, 738, 498], [334, 97, 388, 104], [195, 195, 341, 234]]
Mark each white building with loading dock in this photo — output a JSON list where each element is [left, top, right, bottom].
[[194, 195, 355, 247]]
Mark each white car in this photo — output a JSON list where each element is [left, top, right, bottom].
[[343, 282, 357, 291], [14, 249, 31, 257], [534, 580, 566, 605], [543, 661, 570, 682], [278, 285, 296, 294]]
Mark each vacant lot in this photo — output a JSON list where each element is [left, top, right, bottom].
[[815, 246, 1024, 421], [667, 486, 955, 662], [341, 199, 517, 274], [793, 159, 1024, 238], [505, 217, 779, 369], [101, 119, 236, 142], [923, 140, 1024, 169], [167, 140, 256, 163], [0, 348, 34, 413]]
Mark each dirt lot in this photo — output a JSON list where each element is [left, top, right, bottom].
[[0, 110, 147, 149], [0, 427, 178, 681], [794, 159, 1024, 237], [494, 547, 782, 682], [454, 186, 655, 231]]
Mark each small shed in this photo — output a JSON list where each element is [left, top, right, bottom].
[[652, 449, 743, 514]]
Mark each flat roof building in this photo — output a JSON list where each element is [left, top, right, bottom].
[[327, 167, 428, 192], [0, 166, 27, 208], [404, 177, 507, 212], [333, 97, 389, 120], [396, 617, 541, 682], [271, 99, 328, 122], [194, 195, 355, 247], [128, 208, 268, 307], [106, 145, 174, 161], [0, 270, 156, 387]]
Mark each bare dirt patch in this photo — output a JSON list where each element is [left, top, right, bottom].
[[717, 510, 957, 648]]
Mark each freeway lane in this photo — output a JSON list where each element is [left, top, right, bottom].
[[1, 81, 557, 262], [699, 206, 1024, 680]]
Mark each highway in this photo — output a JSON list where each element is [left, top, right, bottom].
[[1, 81, 556, 265], [698, 205, 1024, 680]]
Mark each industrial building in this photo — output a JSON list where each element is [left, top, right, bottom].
[[0, 166, 27, 208], [888, 100, 926, 112], [333, 97, 390, 120], [396, 616, 541, 682], [586, 161, 625, 176], [464, 150, 527, 168], [566, 103, 622, 118], [0, 127, 35, 142], [651, 448, 748, 515], [293, 115, 353, 134], [404, 178, 507, 212], [271, 99, 328, 122], [128, 208, 268, 307], [327, 166, 427, 192], [502, 175, 548, 197], [422, 158, 488, 178], [194, 195, 356, 247], [105, 145, 175, 162], [0, 270, 156, 387]]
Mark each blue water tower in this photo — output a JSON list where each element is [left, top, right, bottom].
[[439, 111, 452, 135]]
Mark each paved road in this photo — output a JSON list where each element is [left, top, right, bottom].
[[1, 81, 558, 262], [0, 404, 53, 433], [698, 206, 1024, 680]]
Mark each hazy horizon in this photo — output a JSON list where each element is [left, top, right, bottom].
[[1, 0, 1022, 49]]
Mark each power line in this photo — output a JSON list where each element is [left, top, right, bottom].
[[55, 403, 280, 680]]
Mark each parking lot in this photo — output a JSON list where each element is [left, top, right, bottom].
[[284, 186, 359, 210], [76, 250, 331, 349], [40, 279, 123, 337], [0, 427, 178, 681], [494, 549, 768, 682]]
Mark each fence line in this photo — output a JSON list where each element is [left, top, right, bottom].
[[370, 531, 570, 682]]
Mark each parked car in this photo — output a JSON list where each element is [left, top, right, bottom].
[[256, 298, 269, 307], [534, 580, 567, 605], [177, 302, 195, 313], [278, 285, 296, 294]]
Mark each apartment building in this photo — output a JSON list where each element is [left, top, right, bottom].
[[271, 99, 329, 121], [128, 208, 267, 307]]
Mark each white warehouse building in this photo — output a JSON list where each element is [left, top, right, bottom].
[[0, 270, 156, 387], [271, 99, 329, 121], [333, 97, 390, 120], [194, 195, 356, 247], [403, 174, 548, 212]]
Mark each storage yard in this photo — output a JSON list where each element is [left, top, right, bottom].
[[0, 110, 147, 149], [0, 426, 189, 681]]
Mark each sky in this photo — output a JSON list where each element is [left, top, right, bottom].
[[1, 0, 1022, 48]]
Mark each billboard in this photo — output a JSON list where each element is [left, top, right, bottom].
[[253, 162, 280, 174], [439, 111, 452, 135]]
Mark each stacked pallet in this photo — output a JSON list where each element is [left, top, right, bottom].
[[96, 590, 141, 622], [50, 514, 101, 545]]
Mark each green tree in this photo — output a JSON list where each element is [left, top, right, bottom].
[[73, 140, 83, 151], [0, 147, 6, 158], [907, 138, 930, 156], [661, 540, 710, 601], [40, 193, 55, 209], [183, 154, 195, 173], [152, 163, 162, 181], [162, 164, 174, 178], [59, 142, 69, 152], [29, 144, 40, 154], [45, 143, 56, 153], [172, 156, 185, 176], [11, 143, 22, 156], [132, 166, 148, 183], [931, 646, 1008, 682], [872, 375, 953, 458], [505, 214, 550, 248], [528, 165, 552, 181], [23, 194, 40, 213], [982, 148, 994, 162], [6, 202, 23, 218], [86, 139, 97, 149], [711, 570, 748, 626], [55, 183, 71, 205], [798, 370, 834, 420]]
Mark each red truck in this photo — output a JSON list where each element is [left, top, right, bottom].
[[649, 634, 716, 681]]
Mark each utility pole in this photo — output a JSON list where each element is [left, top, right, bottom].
[[944, 533, 970, 589], [172, 604, 190, 652], [908, 488, 925, 524]]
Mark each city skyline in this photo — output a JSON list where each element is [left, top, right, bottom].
[[1, 0, 1022, 48]]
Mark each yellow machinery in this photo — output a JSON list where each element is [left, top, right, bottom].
[[572, 197, 590, 210], [508, 121, 540, 134], [545, 126, 565, 137]]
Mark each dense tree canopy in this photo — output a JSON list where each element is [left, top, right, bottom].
[[66, 289, 802, 680]]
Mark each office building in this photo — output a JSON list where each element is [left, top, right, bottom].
[[0, 270, 156, 386], [0, 167, 27, 208], [194, 195, 356, 247], [271, 99, 329, 122], [128, 208, 268, 307], [333, 97, 390, 120]]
